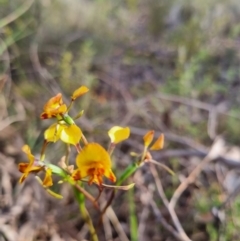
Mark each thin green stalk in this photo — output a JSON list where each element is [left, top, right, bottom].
[[128, 186, 138, 241], [117, 162, 139, 186], [74, 183, 99, 209], [74, 186, 99, 241]]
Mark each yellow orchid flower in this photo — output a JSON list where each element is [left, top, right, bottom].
[[44, 123, 82, 145], [72, 143, 116, 186], [18, 145, 53, 187], [108, 126, 130, 144], [40, 93, 67, 119]]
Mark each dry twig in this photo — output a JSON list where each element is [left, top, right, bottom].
[[167, 137, 225, 241]]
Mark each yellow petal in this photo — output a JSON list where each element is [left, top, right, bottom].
[[60, 124, 82, 145], [108, 126, 130, 144], [22, 145, 31, 155], [19, 173, 28, 183], [71, 86, 89, 101], [44, 123, 61, 142], [150, 134, 164, 150], [43, 93, 63, 111], [104, 168, 116, 183], [143, 130, 154, 147], [76, 143, 111, 168], [42, 169, 53, 187], [18, 165, 42, 184], [22, 145, 35, 163], [55, 104, 67, 114]]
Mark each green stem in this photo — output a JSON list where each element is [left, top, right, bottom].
[[128, 186, 138, 241], [74, 183, 99, 209], [74, 186, 99, 241]]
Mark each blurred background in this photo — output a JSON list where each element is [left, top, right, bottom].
[[1, 0, 240, 240]]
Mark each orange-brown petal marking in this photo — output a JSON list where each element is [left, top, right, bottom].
[[18, 163, 30, 173], [72, 169, 82, 181], [87, 166, 105, 185], [41, 104, 67, 119], [75, 143, 116, 185], [18, 163, 42, 173]]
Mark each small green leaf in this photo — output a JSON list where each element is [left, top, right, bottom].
[[117, 163, 140, 185], [47, 163, 67, 178]]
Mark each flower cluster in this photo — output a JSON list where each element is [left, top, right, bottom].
[[18, 86, 132, 194], [17, 84, 169, 241], [18, 85, 166, 203]]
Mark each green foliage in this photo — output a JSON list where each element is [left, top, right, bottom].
[[207, 223, 218, 241], [225, 199, 240, 240]]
